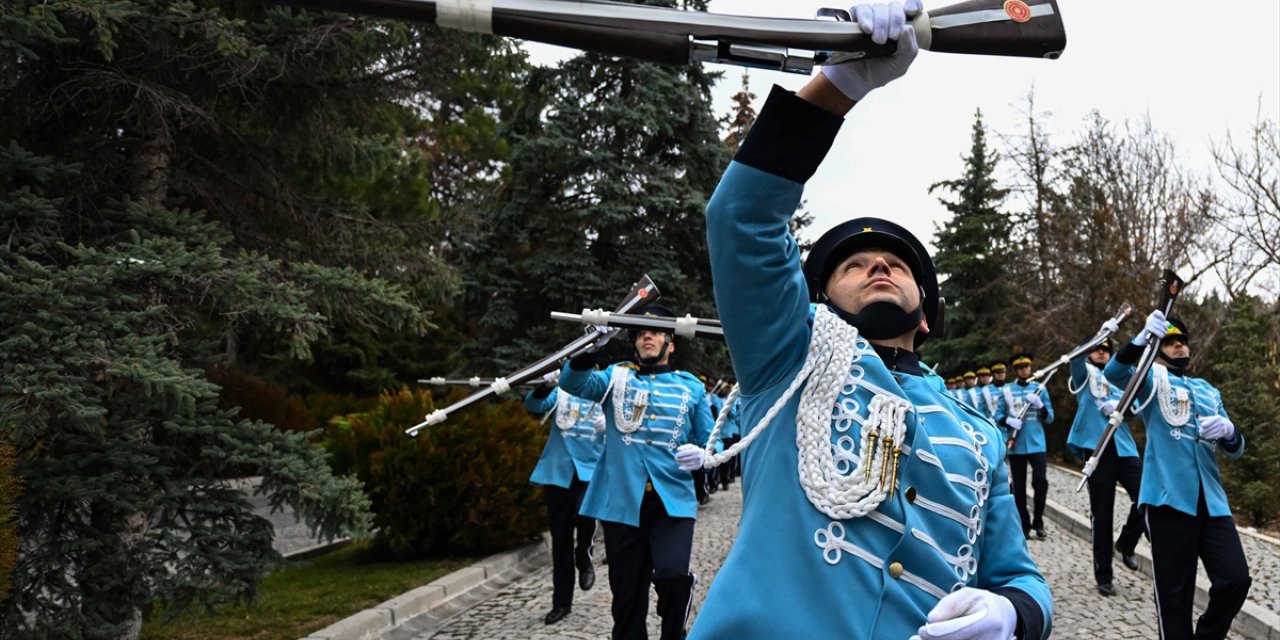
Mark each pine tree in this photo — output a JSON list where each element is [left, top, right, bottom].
[[922, 110, 1012, 372], [1211, 295, 1280, 526], [453, 0, 731, 378]]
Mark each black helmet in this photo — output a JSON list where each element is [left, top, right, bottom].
[[630, 304, 677, 340], [802, 217, 940, 346]]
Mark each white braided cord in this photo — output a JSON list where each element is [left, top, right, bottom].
[[1153, 364, 1192, 426], [610, 367, 647, 433]]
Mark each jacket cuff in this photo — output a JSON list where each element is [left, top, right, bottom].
[[569, 351, 599, 371], [1115, 342, 1144, 365], [992, 587, 1045, 640], [531, 385, 554, 399], [733, 85, 844, 183]]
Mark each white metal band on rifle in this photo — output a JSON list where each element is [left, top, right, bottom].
[[491, 377, 512, 395], [929, 3, 1053, 30], [582, 308, 611, 325], [675, 314, 698, 338], [435, 0, 494, 34], [425, 409, 447, 426], [428, 376, 446, 385], [469, 376, 483, 387]]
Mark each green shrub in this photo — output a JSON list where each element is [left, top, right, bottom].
[[333, 388, 546, 559], [208, 365, 314, 434]]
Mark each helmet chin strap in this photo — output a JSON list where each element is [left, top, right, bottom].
[[819, 285, 926, 342], [636, 334, 672, 366]]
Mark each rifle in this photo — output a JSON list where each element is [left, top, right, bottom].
[[418, 371, 558, 388], [1078, 270, 1185, 491], [268, 0, 1067, 74], [1005, 302, 1134, 450], [406, 275, 660, 435], [549, 309, 723, 340]]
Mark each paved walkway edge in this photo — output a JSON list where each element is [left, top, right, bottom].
[[298, 537, 551, 640], [1045, 468, 1280, 640]]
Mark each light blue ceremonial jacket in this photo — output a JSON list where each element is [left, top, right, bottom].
[[558, 363, 714, 526], [525, 388, 605, 488], [975, 383, 1003, 422], [718, 398, 740, 440], [1105, 356, 1244, 517], [994, 381, 1055, 455], [1064, 356, 1138, 460], [694, 161, 1051, 638]]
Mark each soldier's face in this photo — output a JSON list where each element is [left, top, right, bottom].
[[978, 374, 992, 385], [1160, 337, 1190, 360], [964, 378, 977, 388], [1089, 347, 1111, 365], [1015, 364, 1032, 379], [635, 330, 673, 362], [824, 249, 925, 323], [994, 370, 1007, 381]]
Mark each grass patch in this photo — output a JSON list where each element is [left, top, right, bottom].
[[141, 542, 476, 640]]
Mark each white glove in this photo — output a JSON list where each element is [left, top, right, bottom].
[[911, 588, 1017, 640], [1099, 400, 1118, 416], [1133, 310, 1169, 347], [1026, 393, 1044, 410], [1005, 417, 1023, 431], [537, 370, 560, 386], [675, 444, 707, 471], [1198, 415, 1235, 441], [592, 415, 607, 433], [1100, 317, 1120, 335], [820, 1, 922, 102], [584, 324, 617, 352]]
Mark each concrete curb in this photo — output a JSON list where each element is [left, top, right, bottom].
[[298, 537, 551, 640], [1044, 496, 1280, 640]]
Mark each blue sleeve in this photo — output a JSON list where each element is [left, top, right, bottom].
[[690, 383, 715, 448], [1068, 355, 1088, 391], [1103, 347, 1153, 399], [559, 361, 611, 403], [1216, 389, 1247, 458], [524, 388, 556, 415], [706, 86, 843, 395]]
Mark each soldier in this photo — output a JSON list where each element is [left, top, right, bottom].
[[524, 382, 605, 623], [1064, 338, 1142, 597], [955, 370, 976, 409], [559, 304, 714, 640], [1106, 312, 1252, 639], [975, 367, 1002, 421], [991, 362, 1009, 387], [681, 4, 1052, 638], [996, 352, 1055, 539]]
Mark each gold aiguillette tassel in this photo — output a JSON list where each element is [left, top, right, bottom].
[[888, 445, 902, 495], [865, 431, 880, 481], [879, 436, 894, 489]]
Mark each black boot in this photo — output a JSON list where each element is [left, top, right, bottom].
[[544, 606, 571, 624]]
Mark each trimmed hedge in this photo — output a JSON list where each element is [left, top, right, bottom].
[[329, 388, 546, 559]]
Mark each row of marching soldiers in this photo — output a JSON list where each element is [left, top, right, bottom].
[[940, 330, 1251, 636], [461, 3, 1251, 639]]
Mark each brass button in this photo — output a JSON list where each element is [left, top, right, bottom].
[[650, 414, 657, 420], [888, 562, 904, 579], [905, 487, 917, 503]]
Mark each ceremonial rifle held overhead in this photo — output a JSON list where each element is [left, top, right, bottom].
[[266, 0, 1066, 73]]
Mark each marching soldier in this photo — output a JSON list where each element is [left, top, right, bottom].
[[991, 362, 1009, 387], [1064, 339, 1142, 597], [683, 4, 1052, 637], [524, 382, 605, 623], [1106, 312, 1252, 639], [975, 367, 1002, 421], [559, 304, 714, 640], [996, 352, 1056, 539], [960, 370, 979, 409]]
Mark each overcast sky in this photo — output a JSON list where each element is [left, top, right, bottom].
[[522, 0, 1280, 256]]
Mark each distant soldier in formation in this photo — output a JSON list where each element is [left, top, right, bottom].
[[996, 352, 1055, 539], [559, 303, 714, 640], [524, 382, 605, 624], [975, 366, 1002, 421], [1064, 338, 1142, 597], [1107, 313, 1252, 639]]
